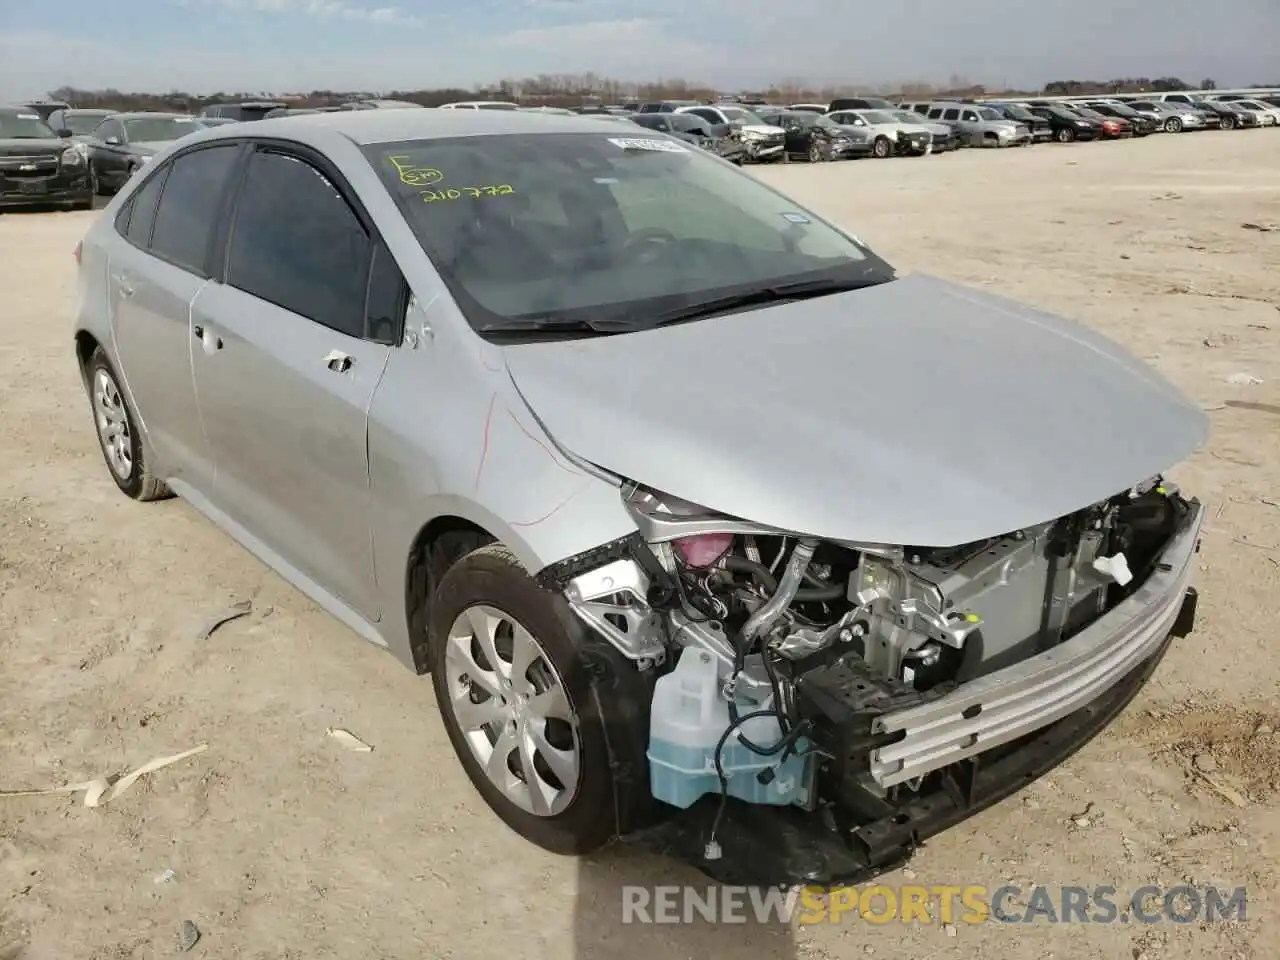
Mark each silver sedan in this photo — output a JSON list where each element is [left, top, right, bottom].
[[73, 109, 1207, 883]]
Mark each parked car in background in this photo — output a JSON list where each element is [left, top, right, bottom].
[[71, 108, 1208, 888], [788, 103, 828, 114], [637, 100, 700, 113], [829, 96, 897, 112], [194, 116, 241, 127], [46, 108, 117, 139], [0, 105, 93, 211], [1080, 101, 1158, 136], [1214, 98, 1280, 126], [1125, 101, 1208, 133], [629, 112, 748, 164], [983, 102, 1053, 142], [261, 108, 337, 119], [675, 104, 786, 163], [342, 99, 425, 110], [20, 100, 71, 123], [926, 103, 1030, 147], [756, 109, 872, 161], [85, 112, 203, 195], [1024, 103, 1101, 142], [1068, 104, 1133, 138], [886, 109, 960, 151], [518, 106, 578, 116], [200, 101, 285, 122], [827, 109, 932, 157], [438, 101, 519, 111], [1188, 99, 1253, 130]]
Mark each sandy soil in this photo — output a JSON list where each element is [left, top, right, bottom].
[[1, 130, 1278, 960]]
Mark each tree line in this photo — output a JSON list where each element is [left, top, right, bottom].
[[43, 72, 1275, 113]]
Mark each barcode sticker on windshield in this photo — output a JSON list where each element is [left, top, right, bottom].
[[606, 137, 688, 153], [782, 213, 810, 224], [18, 114, 40, 120]]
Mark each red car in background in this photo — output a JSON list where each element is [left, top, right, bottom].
[[1071, 104, 1133, 138]]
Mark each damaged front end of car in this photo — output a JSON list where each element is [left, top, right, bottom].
[[537, 478, 1203, 887]]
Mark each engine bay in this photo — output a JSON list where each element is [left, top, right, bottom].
[[544, 476, 1196, 866]]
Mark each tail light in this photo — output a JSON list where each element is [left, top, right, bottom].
[[673, 532, 734, 568], [73, 241, 82, 265]]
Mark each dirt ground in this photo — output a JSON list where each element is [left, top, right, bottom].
[[1, 131, 1278, 960]]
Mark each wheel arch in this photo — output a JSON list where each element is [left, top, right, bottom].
[[75, 329, 101, 387], [404, 513, 498, 673]]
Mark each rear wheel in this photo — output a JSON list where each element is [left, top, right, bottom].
[[428, 544, 643, 855], [86, 348, 170, 501]]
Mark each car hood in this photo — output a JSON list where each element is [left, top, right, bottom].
[[0, 138, 65, 155], [743, 124, 785, 136], [892, 122, 933, 135], [130, 141, 172, 155], [502, 273, 1208, 547]]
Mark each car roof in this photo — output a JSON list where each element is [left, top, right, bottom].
[[191, 107, 630, 146], [65, 108, 116, 115]]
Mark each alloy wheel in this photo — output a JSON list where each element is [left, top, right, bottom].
[[443, 605, 581, 817], [809, 143, 824, 162], [92, 368, 133, 481], [1165, 117, 1182, 133]]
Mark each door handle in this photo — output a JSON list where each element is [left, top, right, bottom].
[[325, 350, 353, 374], [113, 274, 134, 297], [192, 324, 223, 350]]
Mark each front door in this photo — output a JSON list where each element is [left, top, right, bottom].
[[190, 146, 394, 620]]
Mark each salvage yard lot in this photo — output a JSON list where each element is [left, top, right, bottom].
[[1, 132, 1278, 960]]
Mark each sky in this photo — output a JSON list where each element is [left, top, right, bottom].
[[1, 0, 1277, 99]]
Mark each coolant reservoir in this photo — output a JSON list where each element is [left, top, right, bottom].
[[647, 647, 811, 809]]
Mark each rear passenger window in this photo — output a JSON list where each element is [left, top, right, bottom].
[[943, 109, 960, 120], [962, 111, 978, 121], [122, 167, 168, 247], [149, 145, 239, 274], [225, 150, 371, 338]]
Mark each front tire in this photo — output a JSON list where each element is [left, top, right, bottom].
[[808, 142, 825, 162], [1164, 117, 1183, 133], [86, 348, 170, 501], [428, 544, 636, 855], [872, 136, 892, 158], [1056, 127, 1075, 143]]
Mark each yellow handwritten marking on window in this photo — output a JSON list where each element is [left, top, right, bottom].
[[420, 185, 515, 202], [387, 155, 443, 187]]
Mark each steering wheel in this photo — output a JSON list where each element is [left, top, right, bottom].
[[621, 227, 678, 264]]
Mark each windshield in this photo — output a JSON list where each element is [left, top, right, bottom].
[[64, 113, 111, 135], [861, 111, 895, 124], [122, 116, 200, 142], [364, 133, 893, 336], [0, 111, 56, 139], [719, 107, 762, 124], [811, 115, 840, 130], [997, 104, 1031, 119], [891, 111, 922, 123], [977, 108, 1004, 120], [1073, 106, 1103, 118]]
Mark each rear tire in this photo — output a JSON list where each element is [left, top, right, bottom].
[[428, 544, 651, 855], [86, 348, 171, 501]]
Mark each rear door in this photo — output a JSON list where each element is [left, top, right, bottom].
[[190, 144, 405, 620], [108, 143, 241, 492]]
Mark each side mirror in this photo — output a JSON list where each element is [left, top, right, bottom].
[[56, 128, 74, 138], [105, 136, 121, 145]]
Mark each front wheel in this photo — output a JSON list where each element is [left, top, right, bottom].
[[1220, 116, 1236, 130], [429, 544, 638, 855], [1164, 117, 1183, 133], [872, 136, 892, 158], [808, 142, 826, 162], [1056, 127, 1075, 143]]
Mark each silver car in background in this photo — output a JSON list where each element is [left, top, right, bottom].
[[72, 109, 1207, 886], [926, 102, 1031, 146], [1126, 100, 1209, 132]]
